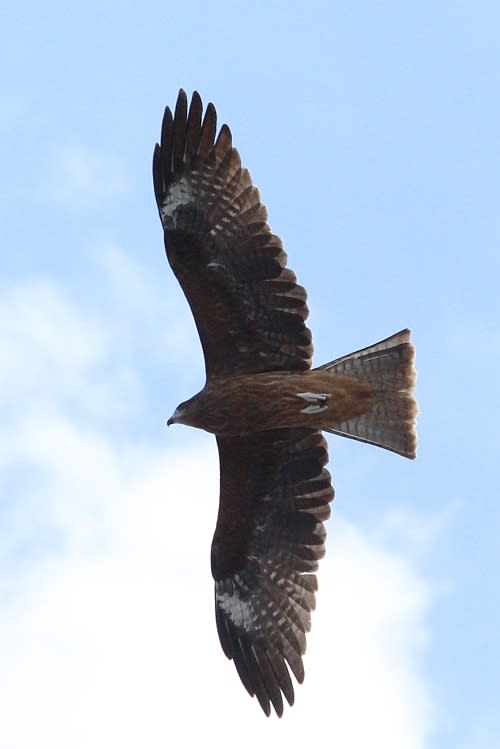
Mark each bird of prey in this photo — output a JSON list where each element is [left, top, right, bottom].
[[153, 90, 417, 717]]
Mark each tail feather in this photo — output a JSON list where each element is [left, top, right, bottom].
[[317, 329, 417, 459]]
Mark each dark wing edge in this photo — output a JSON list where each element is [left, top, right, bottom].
[[211, 428, 334, 716], [153, 89, 313, 377]]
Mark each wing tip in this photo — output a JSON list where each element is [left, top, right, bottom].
[[155, 90, 226, 198]]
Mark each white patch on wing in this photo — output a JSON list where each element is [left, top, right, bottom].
[[161, 175, 193, 220], [217, 580, 256, 631], [296, 392, 331, 414]]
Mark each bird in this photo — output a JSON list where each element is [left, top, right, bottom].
[[153, 90, 417, 717]]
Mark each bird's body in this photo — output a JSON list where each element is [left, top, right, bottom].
[[153, 90, 417, 716], [169, 369, 373, 435]]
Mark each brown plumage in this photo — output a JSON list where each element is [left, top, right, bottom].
[[153, 90, 417, 717]]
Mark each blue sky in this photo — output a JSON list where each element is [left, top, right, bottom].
[[1, 1, 499, 746]]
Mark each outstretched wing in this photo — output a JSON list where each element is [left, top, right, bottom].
[[153, 90, 312, 378], [211, 428, 334, 716]]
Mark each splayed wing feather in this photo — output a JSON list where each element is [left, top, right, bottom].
[[212, 428, 334, 716], [153, 89, 312, 377]]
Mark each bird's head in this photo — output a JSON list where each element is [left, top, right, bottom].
[[167, 402, 189, 427], [167, 395, 201, 428]]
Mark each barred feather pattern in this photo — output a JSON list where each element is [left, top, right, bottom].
[[212, 428, 334, 716], [153, 89, 312, 377], [319, 329, 418, 458]]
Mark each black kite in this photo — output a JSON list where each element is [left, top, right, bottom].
[[153, 90, 417, 716]]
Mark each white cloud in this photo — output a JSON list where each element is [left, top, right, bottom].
[[0, 269, 438, 748], [374, 503, 457, 564], [40, 143, 128, 207], [89, 237, 202, 374], [0, 277, 140, 426]]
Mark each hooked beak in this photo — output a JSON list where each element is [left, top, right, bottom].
[[167, 404, 184, 427]]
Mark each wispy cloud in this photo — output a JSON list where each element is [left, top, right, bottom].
[[374, 503, 457, 564], [0, 266, 438, 747], [40, 143, 129, 208], [0, 277, 139, 425], [89, 237, 205, 384]]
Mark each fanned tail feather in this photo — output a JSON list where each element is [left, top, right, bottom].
[[317, 329, 417, 458]]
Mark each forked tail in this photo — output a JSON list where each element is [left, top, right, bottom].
[[316, 329, 417, 458]]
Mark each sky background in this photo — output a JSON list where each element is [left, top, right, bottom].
[[1, 1, 499, 746]]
